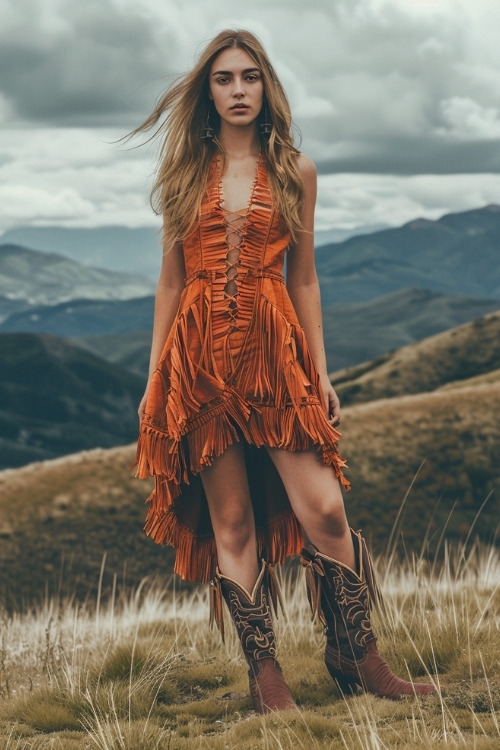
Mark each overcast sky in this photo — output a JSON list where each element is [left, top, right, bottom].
[[2, 0, 500, 236]]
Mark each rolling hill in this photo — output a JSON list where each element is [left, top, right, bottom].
[[0, 332, 144, 469], [332, 309, 500, 405]]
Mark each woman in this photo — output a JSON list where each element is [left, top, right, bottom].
[[133, 29, 436, 713]]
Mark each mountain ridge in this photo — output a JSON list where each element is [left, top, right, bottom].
[[316, 203, 500, 304], [0, 243, 155, 319], [0, 332, 143, 469]]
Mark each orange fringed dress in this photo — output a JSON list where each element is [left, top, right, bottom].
[[135, 153, 350, 583]]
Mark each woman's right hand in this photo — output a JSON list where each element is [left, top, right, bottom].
[[138, 384, 150, 421]]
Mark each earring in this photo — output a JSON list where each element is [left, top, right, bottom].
[[259, 105, 272, 137], [201, 107, 215, 141]]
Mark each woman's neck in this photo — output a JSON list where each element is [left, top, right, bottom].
[[218, 124, 261, 159]]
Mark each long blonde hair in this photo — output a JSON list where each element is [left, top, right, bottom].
[[130, 29, 304, 247]]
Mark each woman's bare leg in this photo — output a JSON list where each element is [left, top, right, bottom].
[[266, 448, 355, 569], [201, 444, 296, 712], [200, 443, 259, 591]]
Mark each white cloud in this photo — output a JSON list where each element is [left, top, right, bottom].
[[437, 97, 500, 140], [315, 172, 500, 231], [0, 128, 160, 231], [0, 185, 94, 224]]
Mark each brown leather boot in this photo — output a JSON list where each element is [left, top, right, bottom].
[[300, 530, 437, 700], [210, 561, 297, 713]]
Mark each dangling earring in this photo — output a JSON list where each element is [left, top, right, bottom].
[[260, 104, 272, 137], [201, 106, 215, 141]]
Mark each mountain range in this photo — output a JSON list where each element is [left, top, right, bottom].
[[2, 204, 499, 317], [316, 203, 500, 304], [1, 204, 500, 373], [0, 204, 499, 469], [1, 288, 497, 374], [0, 243, 155, 321]]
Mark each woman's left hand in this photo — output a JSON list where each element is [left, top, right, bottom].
[[319, 374, 341, 427]]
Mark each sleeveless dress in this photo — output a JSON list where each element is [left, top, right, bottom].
[[135, 153, 350, 583]]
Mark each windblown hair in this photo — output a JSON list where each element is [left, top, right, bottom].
[[129, 29, 304, 248]]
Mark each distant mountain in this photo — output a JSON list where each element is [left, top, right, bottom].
[[0, 226, 163, 279], [0, 295, 155, 337], [0, 295, 29, 323], [317, 204, 500, 304], [0, 332, 143, 469], [0, 244, 155, 320], [78, 330, 151, 378], [314, 223, 390, 246]]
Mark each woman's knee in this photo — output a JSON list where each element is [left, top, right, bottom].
[[216, 519, 255, 554], [304, 492, 348, 538], [211, 503, 255, 551]]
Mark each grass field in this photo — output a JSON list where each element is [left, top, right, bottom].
[[1, 539, 499, 749]]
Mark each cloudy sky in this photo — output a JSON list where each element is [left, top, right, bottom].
[[2, 0, 500, 237]]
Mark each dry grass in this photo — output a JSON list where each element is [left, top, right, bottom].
[[0, 541, 499, 749]]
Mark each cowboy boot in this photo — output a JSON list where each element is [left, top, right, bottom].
[[210, 560, 297, 713], [300, 529, 436, 699]]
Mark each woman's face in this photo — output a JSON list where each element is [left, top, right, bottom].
[[209, 47, 264, 131]]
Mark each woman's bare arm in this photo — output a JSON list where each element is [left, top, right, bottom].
[[285, 155, 341, 426], [138, 239, 185, 419]]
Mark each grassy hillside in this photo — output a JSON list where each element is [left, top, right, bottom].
[[0, 546, 498, 749], [340, 377, 500, 552], [1, 310, 498, 607], [0, 446, 165, 610], [333, 309, 500, 405]]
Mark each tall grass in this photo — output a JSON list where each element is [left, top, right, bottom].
[[0, 539, 499, 749]]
